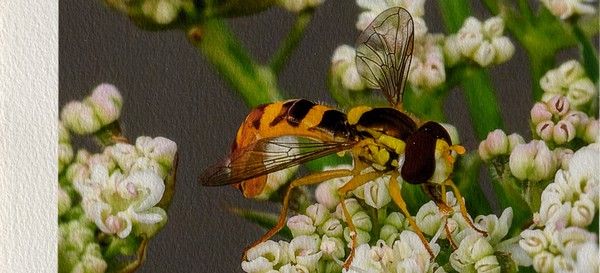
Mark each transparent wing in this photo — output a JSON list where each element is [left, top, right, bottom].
[[355, 7, 414, 109], [199, 136, 356, 186]]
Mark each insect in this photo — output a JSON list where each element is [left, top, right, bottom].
[[200, 6, 486, 267]]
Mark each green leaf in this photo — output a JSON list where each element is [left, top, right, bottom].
[[229, 207, 293, 240], [458, 66, 504, 140], [572, 24, 599, 83]]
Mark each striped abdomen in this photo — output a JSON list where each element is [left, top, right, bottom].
[[232, 99, 351, 197]]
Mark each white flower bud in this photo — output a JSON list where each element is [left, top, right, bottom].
[[540, 69, 564, 94], [444, 35, 462, 66], [58, 186, 72, 216], [316, 165, 351, 210], [331, 45, 365, 91], [553, 120, 576, 144], [583, 119, 599, 143], [288, 235, 322, 271], [475, 255, 501, 273], [362, 176, 392, 209], [491, 36, 515, 64], [541, 0, 597, 19], [458, 18, 484, 56], [334, 198, 362, 221], [75, 244, 108, 273], [246, 241, 282, 266], [85, 83, 122, 125], [305, 203, 329, 226], [416, 201, 443, 236], [553, 148, 573, 170], [509, 140, 557, 182], [241, 256, 274, 273], [567, 78, 596, 108], [556, 226, 597, 254], [320, 235, 345, 260], [59, 121, 70, 144], [558, 60, 586, 83], [507, 133, 525, 152], [536, 121, 555, 141], [61, 101, 102, 135], [344, 228, 371, 246], [107, 143, 139, 172], [351, 211, 372, 231], [483, 16, 504, 37], [531, 102, 553, 124], [519, 229, 549, 257], [553, 255, 576, 273], [479, 129, 509, 161], [473, 40, 496, 67], [319, 218, 343, 238], [475, 208, 512, 245], [576, 242, 600, 273], [533, 251, 555, 273], [59, 143, 74, 173], [547, 95, 571, 116], [135, 136, 177, 170], [288, 215, 316, 237]]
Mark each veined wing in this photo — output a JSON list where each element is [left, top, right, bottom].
[[355, 7, 414, 109], [199, 136, 357, 186]]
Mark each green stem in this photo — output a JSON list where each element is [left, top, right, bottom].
[[528, 50, 556, 100], [572, 23, 599, 83], [438, 0, 472, 33], [270, 9, 314, 76], [188, 19, 281, 107], [459, 66, 504, 140], [454, 152, 492, 216], [488, 163, 532, 235]]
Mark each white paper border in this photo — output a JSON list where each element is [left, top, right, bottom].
[[0, 1, 58, 272]]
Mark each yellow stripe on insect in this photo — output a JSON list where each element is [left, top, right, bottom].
[[347, 106, 373, 125], [378, 135, 406, 154]]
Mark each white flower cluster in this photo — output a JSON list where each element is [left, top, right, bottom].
[[70, 136, 177, 239], [330, 46, 367, 92], [61, 84, 123, 135], [531, 95, 598, 145], [539, 0, 597, 19], [244, 169, 522, 273], [540, 60, 598, 110], [520, 143, 600, 273], [59, 218, 108, 273], [445, 17, 515, 67], [278, 0, 324, 13], [107, 0, 191, 25], [355, 0, 427, 37]]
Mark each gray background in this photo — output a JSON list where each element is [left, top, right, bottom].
[[60, 1, 535, 272]]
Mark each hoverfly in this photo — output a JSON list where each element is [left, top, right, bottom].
[[200, 7, 486, 267]]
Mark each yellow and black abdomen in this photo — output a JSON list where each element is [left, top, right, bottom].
[[233, 99, 352, 150], [231, 99, 352, 197]]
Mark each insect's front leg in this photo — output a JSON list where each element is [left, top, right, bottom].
[[388, 172, 436, 260], [242, 169, 353, 260], [336, 169, 385, 270]]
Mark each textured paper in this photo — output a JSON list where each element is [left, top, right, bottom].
[[0, 1, 58, 272]]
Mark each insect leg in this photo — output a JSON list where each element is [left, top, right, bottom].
[[388, 173, 436, 259], [336, 169, 385, 269], [242, 169, 353, 260], [445, 179, 488, 236]]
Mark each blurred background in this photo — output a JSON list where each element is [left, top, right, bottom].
[[60, 1, 538, 272]]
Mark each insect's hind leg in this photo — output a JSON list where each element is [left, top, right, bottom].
[[445, 179, 487, 236], [388, 173, 436, 259], [336, 169, 386, 269], [242, 169, 353, 260]]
